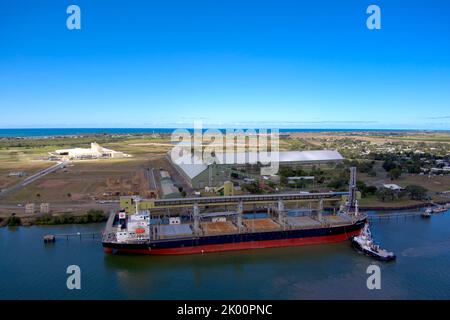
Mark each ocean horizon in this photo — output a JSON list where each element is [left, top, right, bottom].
[[0, 128, 448, 138]]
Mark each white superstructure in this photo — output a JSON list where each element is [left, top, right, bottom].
[[116, 210, 150, 243]]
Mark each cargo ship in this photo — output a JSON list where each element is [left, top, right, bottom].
[[102, 168, 366, 255]]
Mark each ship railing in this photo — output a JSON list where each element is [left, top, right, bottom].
[[122, 235, 150, 242], [102, 232, 117, 243]]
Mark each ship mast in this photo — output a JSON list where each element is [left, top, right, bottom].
[[132, 195, 141, 214]]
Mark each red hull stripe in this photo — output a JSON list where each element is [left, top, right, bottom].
[[104, 229, 362, 255]]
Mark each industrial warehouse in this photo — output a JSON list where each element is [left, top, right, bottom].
[[52, 142, 131, 160], [168, 150, 344, 189]]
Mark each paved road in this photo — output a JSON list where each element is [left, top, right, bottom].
[[0, 161, 69, 198]]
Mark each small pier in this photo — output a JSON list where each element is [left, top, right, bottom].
[[368, 211, 423, 221], [43, 234, 55, 243], [42, 232, 101, 243]]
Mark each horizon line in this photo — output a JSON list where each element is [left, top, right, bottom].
[[0, 127, 449, 132]]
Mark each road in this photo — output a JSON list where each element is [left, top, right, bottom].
[[0, 201, 119, 216], [0, 161, 69, 199]]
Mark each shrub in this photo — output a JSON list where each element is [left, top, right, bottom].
[[388, 168, 402, 180], [7, 214, 21, 226], [376, 188, 396, 202], [383, 160, 397, 172], [84, 209, 106, 223], [35, 210, 106, 225], [368, 170, 377, 177], [405, 185, 428, 200]]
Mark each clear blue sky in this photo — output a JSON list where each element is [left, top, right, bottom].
[[0, 0, 449, 129]]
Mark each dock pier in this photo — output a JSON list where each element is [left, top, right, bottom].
[[43, 234, 55, 243], [42, 232, 101, 243], [368, 211, 423, 221]]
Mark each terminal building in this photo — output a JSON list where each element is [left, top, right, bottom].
[[169, 150, 344, 189]]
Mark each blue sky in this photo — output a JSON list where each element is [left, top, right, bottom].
[[0, 0, 449, 129]]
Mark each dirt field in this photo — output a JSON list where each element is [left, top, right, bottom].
[[0, 151, 54, 190], [290, 131, 450, 145], [359, 170, 450, 193], [0, 157, 156, 203], [0, 135, 177, 205]]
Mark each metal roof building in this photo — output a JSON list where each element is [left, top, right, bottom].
[[169, 150, 344, 189], [212, 150, 344, 165], [159, 170, 181, 198], [176, 162, 209, 180]]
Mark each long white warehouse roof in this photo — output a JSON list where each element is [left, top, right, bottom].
[[173, 150, 343, 180], [213, 150, 344, 165]]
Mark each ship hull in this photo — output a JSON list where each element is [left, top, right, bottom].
[[103, 218, 366, 255]]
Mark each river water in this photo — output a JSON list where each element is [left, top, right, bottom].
[[1, 209, 449, 300]]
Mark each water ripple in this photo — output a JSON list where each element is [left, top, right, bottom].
[[402, 239, 450, 258]]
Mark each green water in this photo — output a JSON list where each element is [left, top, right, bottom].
[[1, 210, 450, 299]]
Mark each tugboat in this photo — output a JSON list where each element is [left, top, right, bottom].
[[351, 224, 396, 261], [424, 205, 448, 215], [422, 208, 432, 218], [431, 206, 447, 214]]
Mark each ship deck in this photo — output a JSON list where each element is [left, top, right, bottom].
[[201, 221, 238, 234], [286, 216, 322, 228], [243, 218, 280, 231], [156, 224, 193, 238], [321, 215, 353, 225]]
